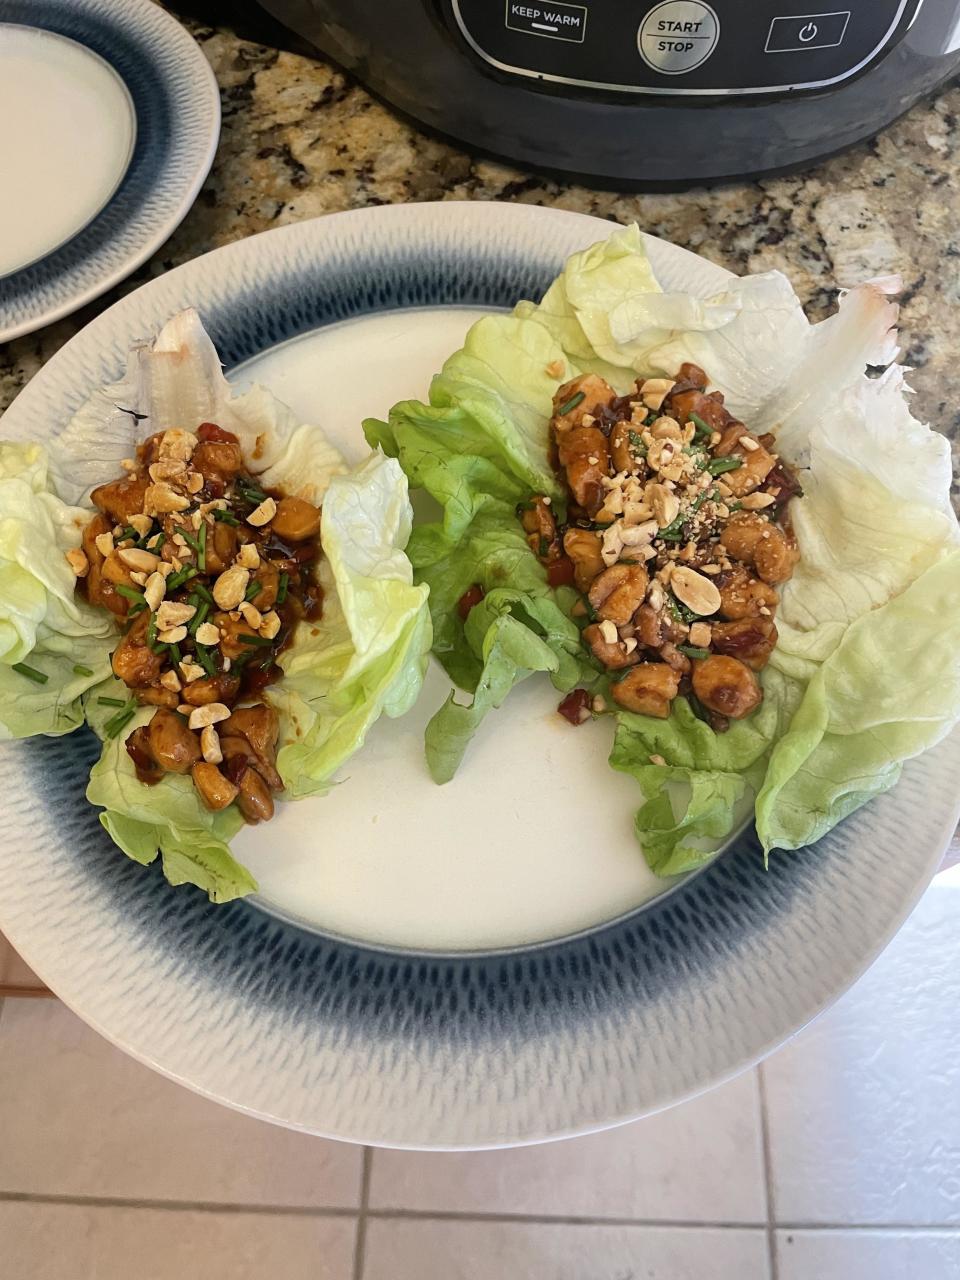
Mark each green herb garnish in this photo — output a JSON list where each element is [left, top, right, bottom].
[[167, 642, 182, 665], [191, 580, 214, 605], [237, 633, 273, 646], [166, 566, 197, 592], [119, 525, 141, 546], [212, 508, 240, 526], [179, 528, 201, 556], [235, 476, 267, 504], [146, 613, 159, 651], [97, 696, 126, 707], [244, 581, 262, 602], [557, 390, 586, 417], [115, 584, 144, 604], [104, 702, 136, 739], [689, 412, 713, 442], [196, 521, 207, 572], [12, 662, 47, 685], [689, 488, 719, 514], [667, 595, 698, 625], [276, 572, 289, 605], [706, 457, 743, 477], [678, 645, 710, 660], [72, 664, 94, 677], [194, 646, 215, 677], [188, 601, 209, 636]]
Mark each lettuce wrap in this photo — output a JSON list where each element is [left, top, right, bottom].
[[365, 225, 960, 873], [3, 311, 431, 902], [0, 441, 115, 738]]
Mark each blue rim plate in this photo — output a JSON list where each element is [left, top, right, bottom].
[[0, 0, 219, 342], [1, 203, 957, 1149]]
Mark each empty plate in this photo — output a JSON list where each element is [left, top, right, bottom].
[[0, 0, 220, 341]]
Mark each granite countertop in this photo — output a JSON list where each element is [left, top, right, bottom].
[[1, 12, 958, 504]]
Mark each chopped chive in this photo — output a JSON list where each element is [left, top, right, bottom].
[[728, 501, 744, 512], [276, 572, 289, 605], [235, 477, 266, 503], [119, 525, 140, 545], [180, 528, 201, 555], [168, 642, 182, 665], [73, 664, 94, 677], [667, 595, 698, 625], [12, 662, 47, 684], [678, 645, 710, 660], [212, 508, 240, 526], [148, 531, 166, 551], [689, 487, 719, 515], [97, 696, 126, 707], [244, 580, 262, 602], [557, 390, 585, 417], [197, 521, 207, 572], [657, 511, 686, 542], [689, 412, 713, 441], [237, 632, 273, 646], [166, 566, 197, 591], [127, 601, 146, 619], [104, 703, 136, 738], [115, 584, 144, 603], [706, 456, 743, 477], [188, 601, 209, 636], [146, 613, 159, 651], [627, 427, 650, 458], [195, 646, 216, 677]]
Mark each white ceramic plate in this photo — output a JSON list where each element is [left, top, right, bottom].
[[0, 0, 219, 341], [1, 203, 957, 1149]]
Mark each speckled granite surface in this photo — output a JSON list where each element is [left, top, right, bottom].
[[1, 13, 958, 501]]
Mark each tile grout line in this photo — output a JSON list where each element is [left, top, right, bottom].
[[352, 1147, 373, 1280], [1, 1192, 957, 1233], [756, 1064, 779, 1280]]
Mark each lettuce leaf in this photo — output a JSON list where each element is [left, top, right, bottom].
[[372, 223, 960, 871], [609, 670, 802, 875], [85, 691, 252, 903], [55, 313, 429, 900], [0, 442, 114, 737], [272, 452, 431, 797], [424, 585, 588, 783], [49, 308, 348, 507], [756, 551, 960, 852]]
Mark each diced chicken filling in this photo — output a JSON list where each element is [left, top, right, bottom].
[[70, 422, 324, 824], [512, 364, 802, 731]]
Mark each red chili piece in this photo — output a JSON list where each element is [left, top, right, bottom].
[[457, 583, 485, 620], [546, 556, 575, 588], [197, 422, 240, 445], [557, 688, 592, 725]]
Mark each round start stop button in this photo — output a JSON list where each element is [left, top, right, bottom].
[[637, 0, 720, 75]]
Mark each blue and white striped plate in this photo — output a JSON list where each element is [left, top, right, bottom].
[[1, 203, 957, 1149], [0, 0, 219, 342]]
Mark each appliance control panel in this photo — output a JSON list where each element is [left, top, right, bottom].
[[449, 0, 923, 95]]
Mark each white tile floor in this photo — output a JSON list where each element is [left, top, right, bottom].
[[1, 875, 958, 1279]]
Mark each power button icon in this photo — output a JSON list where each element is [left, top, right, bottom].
[[765, 11, 850, 53]]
